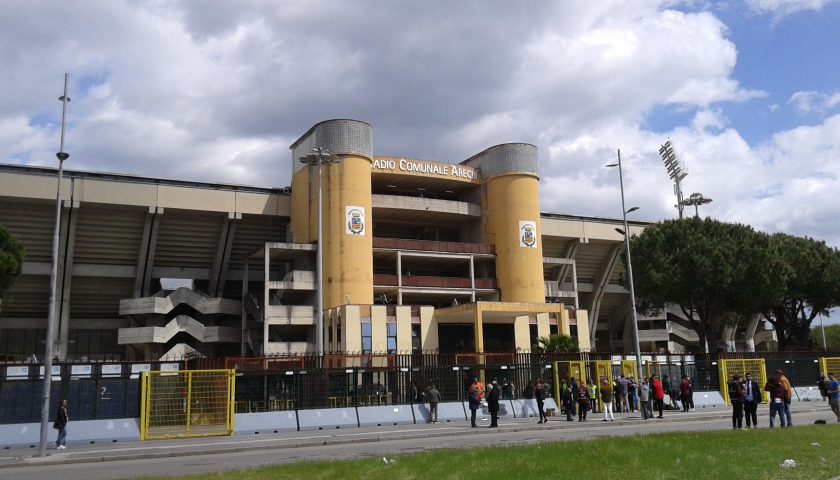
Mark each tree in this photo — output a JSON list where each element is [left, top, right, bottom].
[[811, 324, 840, 351], [537, 334, 579, 353], [628, 218, 787, 353], [0, 225, 25, 301], [764, 234, 840, 350]]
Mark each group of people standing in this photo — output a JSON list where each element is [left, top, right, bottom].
[[557, 375, 667, 422], [728, 369, 796, 428]]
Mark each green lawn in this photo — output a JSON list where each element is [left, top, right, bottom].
[[140, 425, 840, 480]]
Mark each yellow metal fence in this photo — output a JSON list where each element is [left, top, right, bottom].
[[140, 369, 235, 440], [718, 359, 767, 405], [819, 357, 840, 377]]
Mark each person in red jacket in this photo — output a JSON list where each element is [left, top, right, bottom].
[[651, 375, 665, 418]]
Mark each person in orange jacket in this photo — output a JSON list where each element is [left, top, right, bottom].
[[775, 369, 793, 426]]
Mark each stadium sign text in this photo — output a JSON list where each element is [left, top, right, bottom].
[[372, 158, 478, 180]]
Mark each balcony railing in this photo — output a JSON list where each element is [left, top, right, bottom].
[[373, 274, 497, 289], [373, 237, 495, 255]]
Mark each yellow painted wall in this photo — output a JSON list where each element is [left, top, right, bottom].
[[420, 306, 437, 351], [558, 308, 571, 336], [576, 310, 591, 351], [396, 306, 412, 353], [484, 174, 545, 303], [342, 306, 362, 353], [371, 307, 387, 352], [536, 313, 550, 339], [514, 315, 531, 351], [322, 156, 374, 309]]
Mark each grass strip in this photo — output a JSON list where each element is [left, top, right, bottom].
[[138, 425, 840, 480]]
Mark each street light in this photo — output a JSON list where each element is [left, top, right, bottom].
[[679, 192, 713, 218], [658, 140, 688, 219], [39, 74, 70, 457], [606, 149, 643, 386], [299, 147, 341, 356]]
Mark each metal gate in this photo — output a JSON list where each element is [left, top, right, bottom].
[[819, 357, 840, 377], [140, 369, 235, 440], [718, 359, 766, 405]]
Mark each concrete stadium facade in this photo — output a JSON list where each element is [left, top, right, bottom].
[[0, 119, 773, 362]]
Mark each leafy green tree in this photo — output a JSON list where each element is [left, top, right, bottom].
[[0, 225, 25, 300], [765, 234, 840, 350], [537, 334, 579, 353], [628, 218, 787, 353], [810, 324, 840, 351]]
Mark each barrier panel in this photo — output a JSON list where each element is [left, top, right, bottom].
[[819, 357, 840, 376], [140, 369, 235, 440], [717, 359, 767, 405]]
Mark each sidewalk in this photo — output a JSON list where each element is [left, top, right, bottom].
[[7, 403, 828, 470]]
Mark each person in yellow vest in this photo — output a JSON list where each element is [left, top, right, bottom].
[[587, 379, 598, 413]]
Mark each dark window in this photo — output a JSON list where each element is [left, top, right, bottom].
[[386, 323, 397, 354], [361, 323, 372, 354], [411, 324, 422, 353], [529, 324, 538, 351]]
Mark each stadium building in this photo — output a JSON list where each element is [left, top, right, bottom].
[[0, 119, 773, 362]]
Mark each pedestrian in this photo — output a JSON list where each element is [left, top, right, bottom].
[[53, 399, 68, 449], [764, 374, 787, 428], [651, 375, 664, 418], [817, 374, 829, 401], [487, 380, 500, 428], [639, 377, 652, 420], [775, 369, 793, 426], [600, 377, 615, 422], [426, 383, 441, 424], [827, 372, 840, 423], [627, 376, 637, 413], [679, 376, 692, 412], [534, 379, 547, 424], [663, 375, 679, 410], [562, 380, 576, 422], [617, 375, 629, 413], [577, 380, 590, 421], [728, 374, 745, 429], [743, 372, 761, 428], [468, 378, 481, 428], [587, 378, 598, 413]]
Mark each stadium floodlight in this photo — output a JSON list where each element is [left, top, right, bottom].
[[299, 147, 341, 356], [679, 192, 713, 218], [605, 150, 643, 386], [658, 140, 688, 219]]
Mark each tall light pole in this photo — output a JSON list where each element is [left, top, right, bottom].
[[658, 140, 688, 219], [299, 148, 340, 356], [39, 73, 70, 457], [606, 149, 644, 384]]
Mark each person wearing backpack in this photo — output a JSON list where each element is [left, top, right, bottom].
[[53, 399, 69, 449], [728, 374, 745, 429]]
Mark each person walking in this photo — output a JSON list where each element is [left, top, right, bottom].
[[53, 399, 68, 449], [617, 375, 629, 413], [577, 380, 590, 421], [587, 378, 598, 413], [627, 376, 637, 413], [487, 380, 500, 428], [679, 376, 692, 412], [775, 369, 793, 426], [562, 380, 576, 422], [426, 383, 441, 424], [651, 375, 665, 418], [827, 372, 840, 422], [743, 372, 761, 428], [534, 379, 547, 424], [468, 385, 479, 427], [728, 374, 745, 429], [639, 377, 652, 420], [600, 378, 615, 422], [765, 374, 787, 428]]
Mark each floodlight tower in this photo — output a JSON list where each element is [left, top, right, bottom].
[[658, 140, 688, 219]]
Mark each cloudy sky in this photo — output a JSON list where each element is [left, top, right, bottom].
[[2, 0, 840, 247]]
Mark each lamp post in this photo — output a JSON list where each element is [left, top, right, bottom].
[[39, 74, 70, 457], [679, 192, 713, 218], [606, 149, 644, 385], [299, 148, 340, 355]]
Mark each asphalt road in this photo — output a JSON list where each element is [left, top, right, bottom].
[[1, 403, 835, 480]]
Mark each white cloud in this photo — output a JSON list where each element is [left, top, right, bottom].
[[789, 91, 840, 114], [745, 0, 840, 16]]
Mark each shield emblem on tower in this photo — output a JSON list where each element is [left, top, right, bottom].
[[519, 221, 537, 248], [346, 206, 365, 235]]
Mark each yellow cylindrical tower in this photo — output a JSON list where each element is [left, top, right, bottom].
[[476, 144, 545, 303], [290, 120, 374, 310], [322, 154, 373, 308]]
